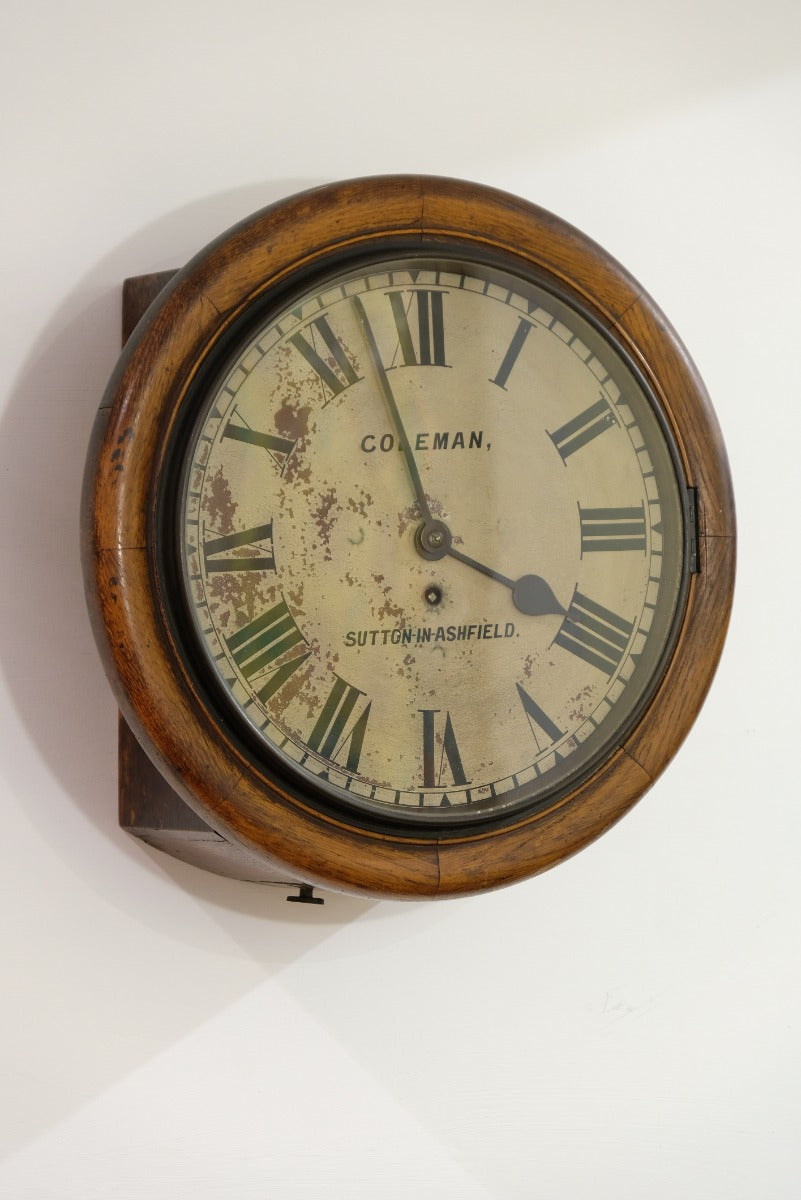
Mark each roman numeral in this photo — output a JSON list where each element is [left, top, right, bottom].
[[490, 317, 534, 389], [225, 598, 310, 703], [419, 709, 469, 788], [516, 684, 563, 749], [549, 397, 617, 460], [579, 505, 647, 554], [554, 591, 634, 677], [387, 290, 447, 367], [203, 522, 276, 572], [222, 410, 296, 473], [308, 675, 371, 772], [289, 316, 361, 398]]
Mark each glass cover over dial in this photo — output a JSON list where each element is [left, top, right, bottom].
[[178, 255, 687, 827]]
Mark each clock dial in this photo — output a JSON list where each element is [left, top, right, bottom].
[[178, 255, 688, 826]]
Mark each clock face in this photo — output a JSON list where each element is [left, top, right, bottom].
[[176, 253, 688, 828]]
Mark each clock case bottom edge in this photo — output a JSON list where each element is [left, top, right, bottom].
[[118, 713, 313, 888]]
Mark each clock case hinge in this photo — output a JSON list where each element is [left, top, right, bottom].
[[686, 486, 700, 575]]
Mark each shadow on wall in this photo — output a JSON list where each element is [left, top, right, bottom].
[[0, 177, 390, 932]]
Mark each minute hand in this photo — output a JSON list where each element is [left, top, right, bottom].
[[445, 545, 566, 617], [352, 295, 434, 524]]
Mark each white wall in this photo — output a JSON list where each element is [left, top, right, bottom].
[[1, 3, 799, 1197]]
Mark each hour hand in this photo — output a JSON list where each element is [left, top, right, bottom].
[[416, 520, 565, 617], [450, 548, 566, 616], [508, 573, 566, 617]]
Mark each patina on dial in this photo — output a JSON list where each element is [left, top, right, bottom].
[[178, 254, 688, 826]]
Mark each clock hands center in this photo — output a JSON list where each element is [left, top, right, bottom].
[[416, 520, 565, 617]]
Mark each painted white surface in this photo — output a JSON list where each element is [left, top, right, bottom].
[[1, 2, 799, 1196]]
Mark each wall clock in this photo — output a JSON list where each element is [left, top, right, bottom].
[[82, 176, 735, 900]]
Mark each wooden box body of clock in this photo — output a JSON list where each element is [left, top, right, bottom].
[[105, 273, 303, 885], [82, 177, 735, 899]]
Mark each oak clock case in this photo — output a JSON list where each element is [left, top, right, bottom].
[[82, 176, 735, 900]]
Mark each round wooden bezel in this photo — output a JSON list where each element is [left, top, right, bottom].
[[82, 176, 735, 898]]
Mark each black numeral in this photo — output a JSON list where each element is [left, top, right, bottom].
[[549, 398, 617, 461], [387, 290, 447, 367], [516, 684, 563, 749], [225, 598, 310, 703], [203, 522, 276, 573], [308, 675, 371, 771], [289, 316, 361, 398], [579, 505, 647, 554], [554, 591, 634, 676], [490, 317, 534, 389], [222, 410, 296, 473], [419, 709, 469, 788]]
